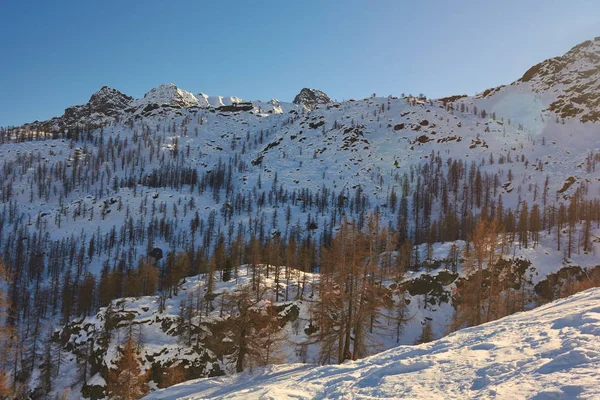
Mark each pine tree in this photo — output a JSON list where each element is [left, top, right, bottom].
[[0, 370, 10, 399], [316, 215, 389, 363], [452, 219, 504, 329], [57, 387, 71, 400], [38, 326, 55, 396], [224, 285, 283, 372], [0, 262, 13, 398], [160, 364, 186, 388], [518, 202, 529, 248], [107, 332, 149, 400]]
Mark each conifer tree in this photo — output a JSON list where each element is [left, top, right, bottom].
[[107, 330, 149, 400], [0, 262, 13, 398], [224, 285, 283, 372], [452, 218, 504, 329], [0, 371, 10, 399]]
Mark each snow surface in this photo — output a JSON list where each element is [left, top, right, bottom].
[[137, 84, 201, 108], [144, 287, 600, 400]]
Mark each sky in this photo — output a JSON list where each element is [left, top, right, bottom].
[[1, 0, 599, 126]]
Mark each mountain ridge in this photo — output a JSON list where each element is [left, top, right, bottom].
[[15, 36, 600, 134]]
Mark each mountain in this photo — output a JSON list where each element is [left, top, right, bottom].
[[87, 86, 133, 117], [196, 93, 244, 108], [144, 287, 600, 400], [24, 85, 133, 132], [134, 83, 201, 110], [1, 37, 600, 399], [20, 83, 307, 133], [475, 36, 600, 123], [292, 88, 331, 111]]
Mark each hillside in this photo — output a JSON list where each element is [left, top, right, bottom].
[[476, 36, 600, 123], [0, 36, 600, 399], [43, 234, 600, 398], [145, 287, 600, 400]]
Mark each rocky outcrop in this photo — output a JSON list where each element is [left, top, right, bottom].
[[24, 86, 133, 133], [293, 88, 330, 111]]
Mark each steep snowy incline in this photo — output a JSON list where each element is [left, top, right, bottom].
[[468, 36, 600, 127], [144, 288, 600, 400]]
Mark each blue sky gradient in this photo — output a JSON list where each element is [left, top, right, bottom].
[[1, 0, 599, 126]]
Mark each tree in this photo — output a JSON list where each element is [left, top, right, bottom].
[[37, 326, 55, 397], [57, 388, 71, 400], [0, 371, 10, 399], [447, 242, 460, 273], [0, 261, 13, 398], [107, 331, 149, 400], [224, 285, 284, 373], [160, 364, 186, 388], [77, 273, 96, 317], [137, 258, 159, 297], [452, 219, 504, 330], [518, 202, 529, 249], [316, 215, 389, 364], [529, 203, 541, 247]]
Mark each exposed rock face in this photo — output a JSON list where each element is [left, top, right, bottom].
[[25, 86, 133, 133], [87, 86, 133, 116], [217, 102, 254, 112], [22, 84, 328, 134], [61, 86, 133, 126], [293, 88, 330, 111]]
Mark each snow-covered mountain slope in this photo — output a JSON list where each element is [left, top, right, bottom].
[[4, 37, 600, 315], [470, 36, 600, 125], [3, 36, 600, 399], [7, 87, 599, 279], [144, 287, 600, 400]]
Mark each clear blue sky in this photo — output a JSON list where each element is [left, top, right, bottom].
[[1, 0, 599, 126]]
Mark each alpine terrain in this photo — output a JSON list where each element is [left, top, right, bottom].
[[0, 37, 600, 399]]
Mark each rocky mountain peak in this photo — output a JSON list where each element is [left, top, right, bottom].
[[139, 83, 199, 109], [53, 86, 134, 131], [87, 86, 133, 117], [519, 36, 600, 85], [293, 88, 330, 111]]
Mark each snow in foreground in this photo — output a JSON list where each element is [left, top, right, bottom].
[[144, 288, 600, 400]]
